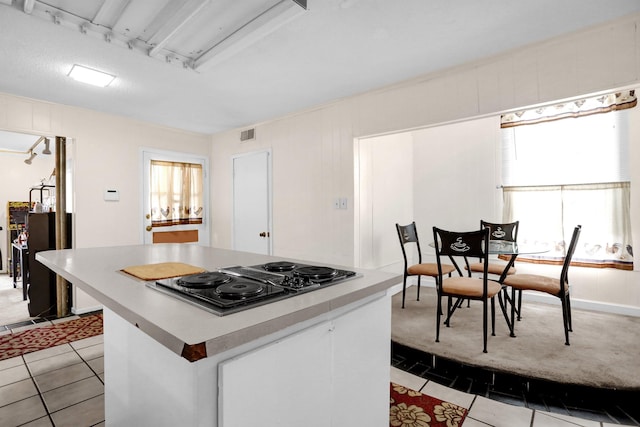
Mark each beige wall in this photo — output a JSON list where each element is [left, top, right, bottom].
[[0, 93, 210, 312], [210, 13, 640, 313], [210, 103, 357, 265], [411, 117, 499, 233], [357, 132, 414, 270]]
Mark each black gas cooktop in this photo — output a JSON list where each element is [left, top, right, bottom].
[[149, 261, 358, 316]]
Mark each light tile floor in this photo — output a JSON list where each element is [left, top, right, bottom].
[[0, 318, 104, 427], [0, 316, 631, 426]]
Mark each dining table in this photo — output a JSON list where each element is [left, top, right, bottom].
[[487, 240, 550, 279], [486, 240, 550, 336]]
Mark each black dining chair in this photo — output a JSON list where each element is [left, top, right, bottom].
[[502, 225, 581, 345], [466, 220, 519, 279], [396, 222, 456, 309], [432, 226, 502, 353], [466, 220, 520, 318]]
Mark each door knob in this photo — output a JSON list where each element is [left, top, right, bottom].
[[146, 214, 151, 219], [146, 226, 152, 232]]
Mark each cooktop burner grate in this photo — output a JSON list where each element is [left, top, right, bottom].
[[176, 272, 231, 288], [150, 262, 359, 316], [262, 261, 296, 272], [293, 266, 338, 281], [215, 281, 264, 299]]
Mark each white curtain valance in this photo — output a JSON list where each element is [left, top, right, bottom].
[[501, 90, 636, 128]]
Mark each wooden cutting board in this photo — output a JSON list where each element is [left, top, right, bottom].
[[122, 262, 206, 280]]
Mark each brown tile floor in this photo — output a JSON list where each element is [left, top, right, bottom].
[[0, 318, 104, 427]]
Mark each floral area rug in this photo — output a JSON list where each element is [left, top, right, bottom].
[[0, 313, 103, 361], [390, 382, 468, 427]]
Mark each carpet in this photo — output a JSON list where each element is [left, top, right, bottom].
[[0, 313, 103, 360], [389, 382, 467, 427], [392, 287, 640, 390]]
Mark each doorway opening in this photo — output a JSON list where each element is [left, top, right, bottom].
[[0, 130, 73, 325]]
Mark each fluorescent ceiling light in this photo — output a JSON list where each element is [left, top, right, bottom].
[[68, 64, 116, 87]]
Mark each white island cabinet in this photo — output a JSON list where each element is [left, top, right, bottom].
[[37, 245, 400, 427]]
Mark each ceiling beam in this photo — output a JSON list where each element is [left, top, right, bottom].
[[17, 0, 194, 70], [92, 0, 132, 28], [148, 0, 210, 58], [193, 0, 306, 71]]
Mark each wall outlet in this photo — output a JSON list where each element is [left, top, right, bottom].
[[334, 197, 348, 209]]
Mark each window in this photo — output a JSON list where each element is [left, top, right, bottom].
[[501, 92, 634, 270], [150, 160, 203, 227]]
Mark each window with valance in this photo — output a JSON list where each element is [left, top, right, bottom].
[[500, 90, 634, 270], [150, 160, 204, 227]]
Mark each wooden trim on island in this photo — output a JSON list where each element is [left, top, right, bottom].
[[181, 342, 208, 362]]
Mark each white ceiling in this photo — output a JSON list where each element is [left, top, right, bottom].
[[1, 0, 640, 148]]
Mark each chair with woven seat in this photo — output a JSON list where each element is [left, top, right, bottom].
[[396, 222, 456, 309], [502, 225, 581, 345], [467, 220, 519, 280], [432, 226, 502, 353]]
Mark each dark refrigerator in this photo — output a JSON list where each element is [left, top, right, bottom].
[[27, 212, 72, 317]]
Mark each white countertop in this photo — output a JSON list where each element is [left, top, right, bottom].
[[37, 245, 401, 361]]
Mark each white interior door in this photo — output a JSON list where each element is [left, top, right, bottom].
[[142, 149, 209, 245], [232, 150, 271, 254]]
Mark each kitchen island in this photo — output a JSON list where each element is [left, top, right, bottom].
[[37, 244, 401, 427]]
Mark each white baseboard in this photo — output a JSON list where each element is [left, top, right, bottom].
[[72, 305, 103, 315], [520, 292, 640, 317]]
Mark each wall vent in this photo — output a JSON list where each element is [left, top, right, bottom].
[[240, 128, 255, 142]]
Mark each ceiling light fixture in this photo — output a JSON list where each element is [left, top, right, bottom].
[[23, 0, 35, 14], [0, 135, 54, 162], [192, 0, 307, 71], [24, 150, 37, 165], [68, 64, 116, 87], [42, 138, 51, 155]]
